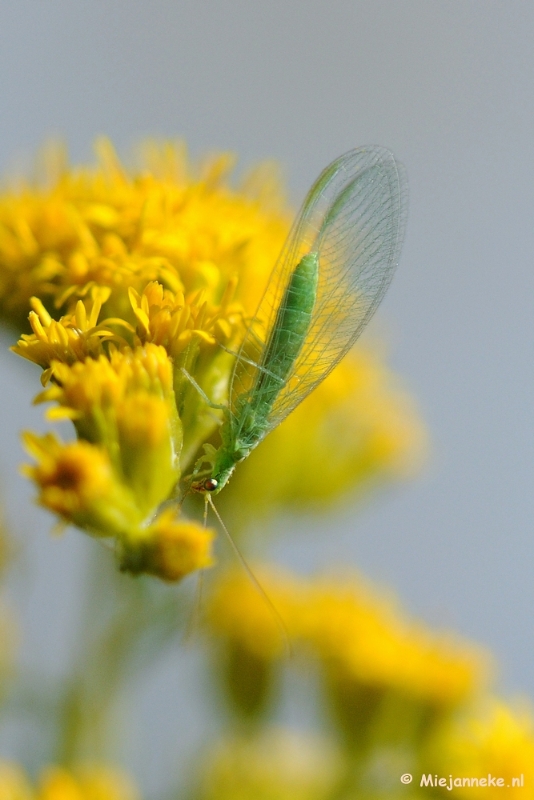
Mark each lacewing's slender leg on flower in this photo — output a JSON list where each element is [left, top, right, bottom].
[[192, 146, 408, 495]]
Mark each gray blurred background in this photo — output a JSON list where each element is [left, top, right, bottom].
[[0, 1, 534, 794]]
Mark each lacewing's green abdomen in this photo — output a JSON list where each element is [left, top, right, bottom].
[[239, 252, 319, 432], [210, 252, 318, 490]]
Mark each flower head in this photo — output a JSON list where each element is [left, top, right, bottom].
[[22, 432, 141, 537], [0, 139, 288, 329], [119, 507, 215, 582]]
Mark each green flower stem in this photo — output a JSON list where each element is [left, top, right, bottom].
[[56, 546, 188, 764]]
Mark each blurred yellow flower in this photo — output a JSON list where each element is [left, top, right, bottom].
[[0, 763, 139, 800], [197, 729, 340, 800], [205, 567, 488, 742], [207, 566, 297, 660], [307, 574, 487, 709], [0, 762, 32, 800], [439, 700, 534, 798], [205, 566, 298, 715], [38, 766, 139, 800]]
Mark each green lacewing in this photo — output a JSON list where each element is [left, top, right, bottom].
[[192, 146, 408, 494]]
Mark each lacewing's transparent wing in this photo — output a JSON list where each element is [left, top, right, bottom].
[[229, 145, 408, 438]]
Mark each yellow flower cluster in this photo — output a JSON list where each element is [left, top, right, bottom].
[[2, 140, 289, 579], [205, 569, 534, 797], [206, 567, 487, 730], [0, 140, 287, 329], [0, 763, 138, 800], [438, 700, 534, 798], [0, 140, 426, 580], [196, 708, 534, 800]]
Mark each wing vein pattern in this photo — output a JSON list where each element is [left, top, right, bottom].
[[228, 145, 408, 444]]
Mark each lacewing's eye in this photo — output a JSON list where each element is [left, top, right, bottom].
[[203, 478, 218, 492]]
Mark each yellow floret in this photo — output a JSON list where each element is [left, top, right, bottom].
[[12, 287, 118, 372]]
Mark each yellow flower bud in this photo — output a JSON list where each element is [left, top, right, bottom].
[[120, 508, 215, 582], [22, 433, 141, 537]]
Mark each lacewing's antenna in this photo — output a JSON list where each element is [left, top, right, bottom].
[[96, 537, 115, 552], [203, 493, 209, 526], [206, 494, 292, 657], [182, 496, 209, 645]]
